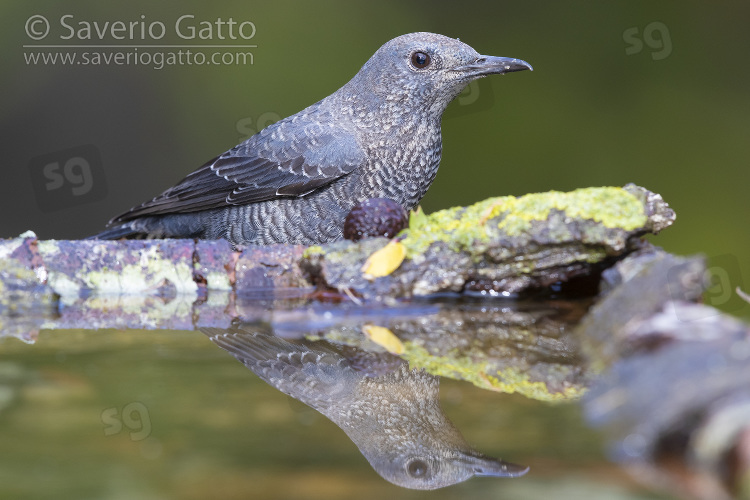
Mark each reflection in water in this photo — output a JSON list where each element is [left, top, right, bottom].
[[265, 297, 593, 401], [203, 325, 529, 490]]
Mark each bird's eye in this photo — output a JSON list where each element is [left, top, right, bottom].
[[411, 51, 431, 69], [406, 459, 429, 478]]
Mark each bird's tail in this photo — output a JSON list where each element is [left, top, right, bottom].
[[87, 223, 143, 240], [88, 213, 208, 241]]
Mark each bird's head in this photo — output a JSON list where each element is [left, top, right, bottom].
[[347, 32, 532, 117], [348, 371, 530, 491], [363, 445, 529, 490]]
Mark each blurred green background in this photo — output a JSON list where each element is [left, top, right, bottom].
[[1, 0, 748, 317]]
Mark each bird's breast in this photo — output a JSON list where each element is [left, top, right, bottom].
[[358, 121, 443, 210]]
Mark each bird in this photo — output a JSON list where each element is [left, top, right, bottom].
[[202, 325, 529, 490], [94, 32, 532, 247]]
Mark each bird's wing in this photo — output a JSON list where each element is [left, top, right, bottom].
[[202, 326, 362, 413], [110, 108, 365, 223]]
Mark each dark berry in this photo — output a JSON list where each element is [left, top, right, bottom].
[[343, 198, 408, 241]]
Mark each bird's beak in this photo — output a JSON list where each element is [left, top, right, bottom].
[[452, 56, 533, 78], [459, 452, 530, 478]]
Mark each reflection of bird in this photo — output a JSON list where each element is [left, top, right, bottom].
[[95, 32, 531, 246], [202, 326, 528, 490]]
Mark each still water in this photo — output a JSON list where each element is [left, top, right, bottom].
[[0, 297, 675, 500]]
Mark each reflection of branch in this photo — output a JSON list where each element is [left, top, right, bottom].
[[292, 298, 593, 402]]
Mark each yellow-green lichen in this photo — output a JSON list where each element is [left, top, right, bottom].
[[87, 257, 196, 296], [402, 199, 497, 257], [402, 343, 583, 402], [302, 245, 324, 259], [402, 187, 647, 257], [38, 241, 197, 297], [204, 271, 232, 291], [496, 187, 647, 235], [401, 342, 493, 389], [490, 366, 585, 402]]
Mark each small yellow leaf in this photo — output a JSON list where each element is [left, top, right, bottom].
[[362, 324, 404, 354], [361, 241, 406, 278]]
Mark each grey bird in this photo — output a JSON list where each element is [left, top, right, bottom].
[[202, 326, 529, 490], [94, 32, 531, 247]]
